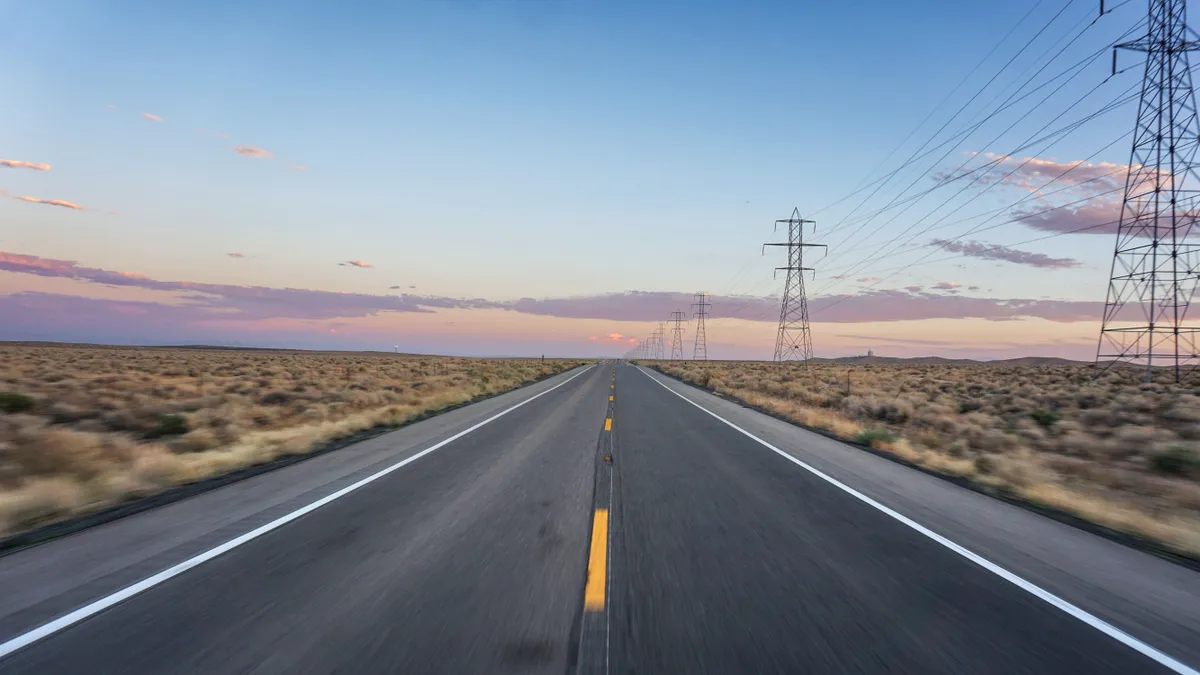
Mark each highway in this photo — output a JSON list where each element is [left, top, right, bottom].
[[0, 361, 1197, 674]]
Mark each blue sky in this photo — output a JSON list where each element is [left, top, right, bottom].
[[0, 0, 1172, 357]]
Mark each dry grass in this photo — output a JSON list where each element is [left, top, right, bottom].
[[0, 344, 584, 536], [654, 361, 1200, 557]]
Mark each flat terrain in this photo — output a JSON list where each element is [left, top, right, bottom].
[[655, 360, 1200, 556], [0, 363, 1196, 674], [0, 344, 581, 537]]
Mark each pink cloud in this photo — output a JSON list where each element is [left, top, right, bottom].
[[14, 196, 86, 211], [809, 289, 1099, 323], [1009, 199, 1123, 236], [605, 332, 625, 342], [1, 159, 51, 171], [143, 113, 163, 122], [904, 285, 922, 293], [289, 165, 307, 172], [588, 336, 600, 342], [0, 251, 501, 321], [106, 104, 117, 110], [340, 260, 373, 269], [227, 252, 246, 259], [856, 277, 882, 283], [931, 239, 1081, 269], [233, 146, 272, 159], [933, 281, 961, 290], [937, 153, 1131, 194]]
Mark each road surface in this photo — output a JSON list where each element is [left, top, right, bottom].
[[0, 362, 1197, 674]]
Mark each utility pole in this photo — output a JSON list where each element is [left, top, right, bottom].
[[764, 208, 827, 365], [669, 311, 687, 360], [692, 292, 710, 360], [1097, 0, 1200, 383]]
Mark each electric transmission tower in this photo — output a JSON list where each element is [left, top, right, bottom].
[[692, 292, 710, 360], [1097, 0, 1200, 383], [669, 311, 687, 360], [655, 323, 666, 360], [764, 208, 827, 364]]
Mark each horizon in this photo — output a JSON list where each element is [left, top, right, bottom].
[[0, 0, 1187, 361], [0, 339, 1103, 365]]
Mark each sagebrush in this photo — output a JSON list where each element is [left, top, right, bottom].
[[654, 361, 1200, 556], [0, 345, 583, 536]]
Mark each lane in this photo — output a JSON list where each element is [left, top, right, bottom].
[[0, 363, 612, 674], [609, 362, 1181, 674]]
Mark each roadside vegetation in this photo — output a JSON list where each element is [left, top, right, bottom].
[[0, 344, 583, 537], [652, 361, 1200, 557]]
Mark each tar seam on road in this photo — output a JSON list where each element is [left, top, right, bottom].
[[577, 366, 617, 675], [638, 366, 1200, 675], [0, 365, 598, 663]]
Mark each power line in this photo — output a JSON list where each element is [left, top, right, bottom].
[[820, 0, 1082, 234]]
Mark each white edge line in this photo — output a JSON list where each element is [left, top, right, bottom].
[[637, 366, 1198, 675], [0, 364, 597, 660]]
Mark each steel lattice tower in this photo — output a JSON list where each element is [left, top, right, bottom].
[[1097, 0, 1200, 382], [765, 208, 826, 364], [692, 292, 710, 360], [669, 311, 687, 360]]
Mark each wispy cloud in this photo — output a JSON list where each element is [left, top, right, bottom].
[[233, 146, 272, 159], [605, 332, 625, 342], [1, 159, 51, 171], [288, 165, 307, 172], [936, 153, 1131, 194], [143, 113, 164, 122], [14, 196, 86, 211], [106, 104, 117, 111], [226, 252, 246, 259], [933, 281, 961, 290], [931, 239, 1081, 269], [0, 251, 500, 321], [904, 285, 922, 293], [339, 260, 374, 268], [856, 277, 882, 283]]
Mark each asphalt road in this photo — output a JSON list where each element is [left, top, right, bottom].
[[0, 361, 1197, 674]]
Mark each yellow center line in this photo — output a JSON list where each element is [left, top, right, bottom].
[[584, 509, 609, 611], [604, 418, 612, 431], [609, 395, 613, 401]]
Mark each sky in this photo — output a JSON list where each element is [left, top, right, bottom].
[[0, 0, 1181, 359]]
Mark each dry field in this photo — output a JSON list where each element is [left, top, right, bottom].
[[0, 344, 584, 537], [654, 361, 1200, 557]]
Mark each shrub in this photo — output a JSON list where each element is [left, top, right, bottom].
[[1030, 410, 1060, 428], [1150, 446, 1200, 476], [147, 414, 189, 438], [0, 393, 35, 414], [958, 400, 982, 414], [854, 428, 897, 446]]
